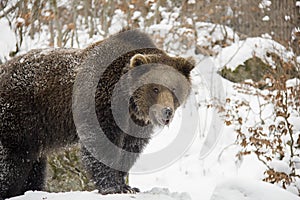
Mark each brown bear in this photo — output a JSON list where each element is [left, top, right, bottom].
[[0, 30, 195, 199]]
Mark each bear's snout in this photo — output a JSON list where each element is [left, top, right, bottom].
[[149, 104, 174, 126]]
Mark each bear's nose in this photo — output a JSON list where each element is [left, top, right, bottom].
[[162, 107, 173, 120]]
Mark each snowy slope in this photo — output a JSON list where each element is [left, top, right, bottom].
[[9, 188, 191, 200]]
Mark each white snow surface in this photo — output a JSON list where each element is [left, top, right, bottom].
[[269, 160, 292, 174], [214, 37, 294, 70], [9, 179, 300, 200], [211, 178, 300, 200], [8, 188, 191, 200]]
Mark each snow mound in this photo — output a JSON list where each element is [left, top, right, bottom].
[[269, 160, 292, 174], [215, 37, 294, 70], [210, 178, 300, 200], [8, 188, 191, 200]]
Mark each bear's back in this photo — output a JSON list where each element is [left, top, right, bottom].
[[0, 48, 83, 93], [0, 48, 84, 149]]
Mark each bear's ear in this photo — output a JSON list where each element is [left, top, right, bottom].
[[176, 56, 196, 78], [130, 54, 149, 68], [186, 56, 196, 67]]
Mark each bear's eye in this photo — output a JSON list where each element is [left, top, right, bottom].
[[153, 87, 159, 94]]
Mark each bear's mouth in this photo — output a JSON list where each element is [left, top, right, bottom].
[[158, 118, 171, 126], [150, 111, 172, 126]]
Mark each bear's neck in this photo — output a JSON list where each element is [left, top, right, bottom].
[[130, 113, 150, 127], [129, 99, 151, 127]]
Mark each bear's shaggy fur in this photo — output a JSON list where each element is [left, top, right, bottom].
[[0, 30, 195, 199]]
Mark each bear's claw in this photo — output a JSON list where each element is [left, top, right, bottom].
[[99, 185, 140, 195]]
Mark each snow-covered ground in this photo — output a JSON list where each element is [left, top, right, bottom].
[[1, 6, 300, 200], [9, 188, 192, 200], [211, 178, 300, 200], [9, 179, 300, 200]]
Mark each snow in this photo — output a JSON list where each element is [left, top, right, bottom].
[[9, 179, 300, 200], [10, 188, 191, 200], [285, 15, 291, 21], [8, 188, 192, 200], [0, 19, 17, 62], [269, 160, 292, 174], [108, 9, 127, 35], [214, 37, 294, 70], [187, 0, 196, 4], [15, 17, 25, 24], [132, 11, 142, 20], [0, 0, 19, 17], [259, 0, 272, 9], [211, 178, 300, 200], [195, 22, 239, 52], [286, 78, 300, 88], [262, 15, 270, 21]]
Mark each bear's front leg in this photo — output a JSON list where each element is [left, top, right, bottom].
[[0, 145, 41, 199], [80, 145, 139, 194]]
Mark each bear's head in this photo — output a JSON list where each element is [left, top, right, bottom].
[[128, 53, 195, 127]]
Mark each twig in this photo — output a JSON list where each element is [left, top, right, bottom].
[[0, 0, 22, 18]]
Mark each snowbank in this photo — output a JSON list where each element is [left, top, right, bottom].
[[214, 37, 294, 70], [10, 179, 300, 200], [211, 178, 300, 200], [8, 188, 191, 200]]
